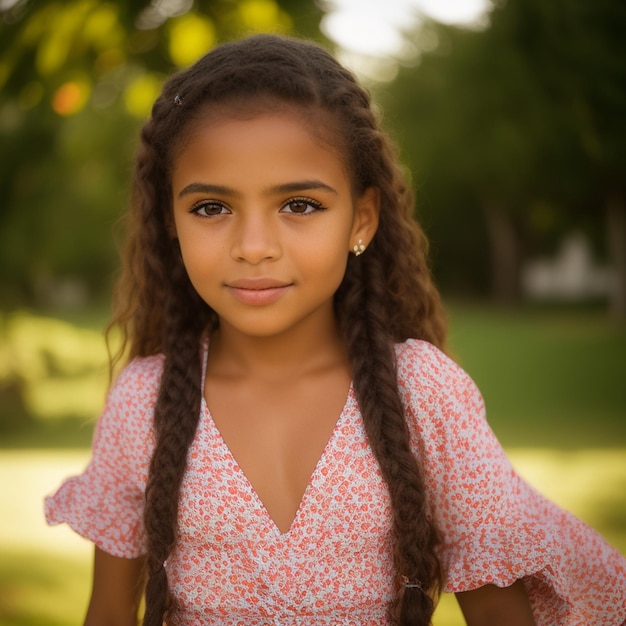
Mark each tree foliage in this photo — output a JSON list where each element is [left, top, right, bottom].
[[379, 0, 626, 312], [0, 0, 323, 307]]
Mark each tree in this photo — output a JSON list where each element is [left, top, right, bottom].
[[381, 19, 544, 304], [0, 0, 324, 307], [379, 0, 626, 314]]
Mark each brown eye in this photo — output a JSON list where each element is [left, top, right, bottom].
[[190, 201, 229, 217], [281, 198, 325, 215]]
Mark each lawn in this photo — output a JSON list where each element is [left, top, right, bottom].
[[448, 303, 626, 448], [1, 304, 625, 625]]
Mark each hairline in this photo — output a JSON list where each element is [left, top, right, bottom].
[[167, 96, 361, 198]]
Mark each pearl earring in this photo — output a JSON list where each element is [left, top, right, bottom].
[[352, 239, 366, 256]]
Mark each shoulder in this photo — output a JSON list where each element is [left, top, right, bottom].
[[394, 338, 486, 448], [99, 353, 165, 440], [395, 341, 511, 524], [109, 353, 165, 404], [394, 338, 479, 399]]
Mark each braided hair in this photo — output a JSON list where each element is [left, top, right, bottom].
[[109, 34, 447, 625]]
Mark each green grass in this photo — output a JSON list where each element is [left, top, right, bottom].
[[447, 303, 626, 448], [0, 549, 90, 626], [0, 418, 96, 449]]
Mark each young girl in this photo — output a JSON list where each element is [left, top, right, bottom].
[[45, 34, 626, 626]]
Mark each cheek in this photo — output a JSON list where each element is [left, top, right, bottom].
[[308, 237, 350, 286], [177, 232, 220, 281]]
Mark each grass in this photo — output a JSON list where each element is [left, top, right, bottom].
[[0, 450, 93, 626], [1, 303, 625, 625], [0, 549, 90, 626], [447, 302, 626, 448]]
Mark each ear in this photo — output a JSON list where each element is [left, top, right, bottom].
[[350, 186, 380, 250]]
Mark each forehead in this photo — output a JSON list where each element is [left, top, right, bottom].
[[172, 101, 348, 170], [172, 104, 349, 176], [170, 108, 353, 196]]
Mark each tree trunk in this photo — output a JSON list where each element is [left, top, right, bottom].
[[483, 200, 519, 306], [606, 191, 626, 321]]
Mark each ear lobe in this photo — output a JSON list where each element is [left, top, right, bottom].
[[351, 186, 380, 245]]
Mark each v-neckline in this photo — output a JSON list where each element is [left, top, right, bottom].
[[198, 339, 354, 537], [200, 386, 353, 537]]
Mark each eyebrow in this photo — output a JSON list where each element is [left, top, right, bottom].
[[177, 180, 338, 199]]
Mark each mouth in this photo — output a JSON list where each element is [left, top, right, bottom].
[[225, 278, 293, 305], [226, 278, 292, 290]]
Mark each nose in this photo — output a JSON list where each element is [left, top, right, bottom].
[[230, 212, 281, 264]]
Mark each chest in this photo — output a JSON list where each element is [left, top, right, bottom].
[[167, 401, 395, 621], [204, 374, 352, 533], [178, 398, 391, 538]]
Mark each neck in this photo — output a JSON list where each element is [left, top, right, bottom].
[[207, 313, 347, 382]]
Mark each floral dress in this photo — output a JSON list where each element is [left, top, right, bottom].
[[45, 339, 626, 625]]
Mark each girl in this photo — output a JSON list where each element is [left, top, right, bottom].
[[46, 34, 626, 626]]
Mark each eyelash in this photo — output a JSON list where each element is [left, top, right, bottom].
[[188, 197, 327, 217], [189, 200, 229, 217], [281, 197, 326, 215]]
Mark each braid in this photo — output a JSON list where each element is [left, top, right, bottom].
[[120, 86, 213, 624], [330, 52, 446, 623], [143, 258, 209, 626], [339, 256, 442, 625]]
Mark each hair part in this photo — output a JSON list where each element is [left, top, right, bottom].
[[109, 33, 447, 625]]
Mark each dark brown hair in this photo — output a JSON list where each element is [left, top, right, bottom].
[[109, 33, 447, 625]]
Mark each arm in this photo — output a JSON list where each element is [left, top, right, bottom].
[[84, 546, 146, 626], [456, 579, 537, 626]]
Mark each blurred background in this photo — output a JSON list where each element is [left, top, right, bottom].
[[1, 0, 625, 624]]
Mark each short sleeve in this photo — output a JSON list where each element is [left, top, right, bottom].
[[44, 355, 163, 558], [397, 339, 626, 626]]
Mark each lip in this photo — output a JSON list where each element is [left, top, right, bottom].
[[225, 278, 292, 305]]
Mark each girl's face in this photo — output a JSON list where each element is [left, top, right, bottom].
[[171, 108, 379, 341]]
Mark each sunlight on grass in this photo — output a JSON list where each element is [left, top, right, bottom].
[[0, 549, 90, 626], [1, 451, 92, 626], [1, 448, 624, 626], [509, 448, 626, 552], [0, 311, 110, 421], [25, 374, 107, 421]]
